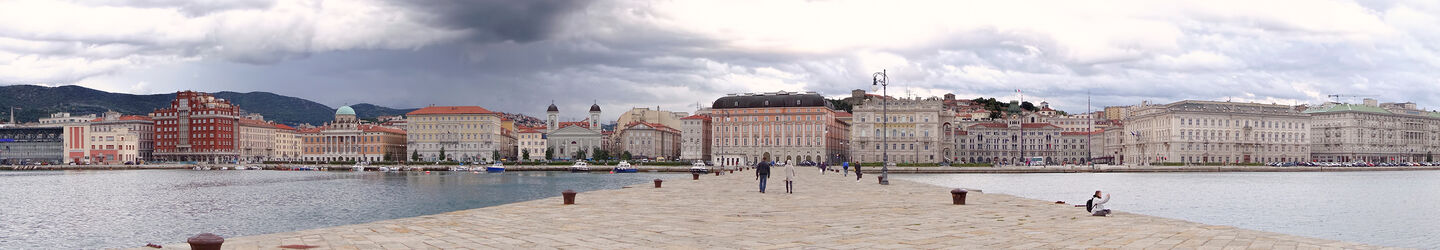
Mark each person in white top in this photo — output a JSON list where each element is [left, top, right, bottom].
[[1088, 190, 1111, 216], [784, 161, 797, 194]]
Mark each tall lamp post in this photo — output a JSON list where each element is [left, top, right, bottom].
[[873, 69, 890, 185]]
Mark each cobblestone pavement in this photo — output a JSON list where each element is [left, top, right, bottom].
[[133, 168, 1397, 249]]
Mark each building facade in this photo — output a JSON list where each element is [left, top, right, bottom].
[[406, 106, 512, 162], [272, 124, 301, 161], [954, 121, 1078, 165], [1122, 100, 1311, 165], [849, 97, 955, 164], [1304, 100, 1440, 162], [39, 112, 96, 127], [151, 91, 242, 163], [89, 111, 154, 162], [0, 127, 64, 165], [679, 114, 712, 161], [619, 122, 681, 160], [517, 126, 546, 161], [615, 107, 687, 135], [301, 106, 408, 162], [546, 104, 606, 160], [238, 115, 278, 163], [709, 91, 850, 166]]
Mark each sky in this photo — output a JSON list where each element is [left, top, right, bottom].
[[3, 0, 1440, 121]]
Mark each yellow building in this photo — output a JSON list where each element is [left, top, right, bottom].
[[406, 106, 516, 162]]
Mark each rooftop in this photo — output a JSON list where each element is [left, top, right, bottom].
[[408, 106, 495, 116]]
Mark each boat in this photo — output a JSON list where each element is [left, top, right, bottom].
[[486, 162, 506, 173], [690, 160, 710, 173], [192, 166, 210, 171], [450, 166, 470, 172], [352, 165, 365, 172], [569, 161, 590, 172], [378, 166, 392, 172], [612, 161, 637, 173]]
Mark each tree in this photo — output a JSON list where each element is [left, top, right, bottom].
[[492, 150, 501, 162], [545, 147, 554, 160], [439, 147, 447, 161], [1020, 101, 1037, 112], [411, 150, 420, 162], [621, 151, 632, 161], [593, 148, 610, 161], [575, 149, 588, 160], [522, 150, 531, 161], [827, 99, 853, 113]]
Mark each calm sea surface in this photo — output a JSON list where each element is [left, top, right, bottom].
[[899, 171, 1440, 249], [0, 170, 679, 249]]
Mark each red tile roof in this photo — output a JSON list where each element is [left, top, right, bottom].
[[557, 121, 590, 129], [680, 114, 711, 120], [834, 112, 852, 117], [273, 124, 297, 131], [1021, 123, 1061, 129], [407, 106, 494, 115], [968, 123, 1008, 129]]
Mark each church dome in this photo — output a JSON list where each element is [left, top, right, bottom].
[[547, 103, 559, 112], [336, 106, 356, 116], [589, 104, 602, 112]]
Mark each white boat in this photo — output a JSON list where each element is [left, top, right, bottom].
[[612, 161, 637, 173], [450, 166, 470, 172], [352, 165, 365, 172], [192, 166, 210, 171], [378, 166, 392, 172], [569, 161, 590, 172], [690, 160, 710, 173]]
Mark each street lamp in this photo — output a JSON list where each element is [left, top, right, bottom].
[[873, 69, 890, 185]]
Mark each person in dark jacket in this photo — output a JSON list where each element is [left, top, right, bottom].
[[755, 156, 772, 193], [854, 163, 863, 181]]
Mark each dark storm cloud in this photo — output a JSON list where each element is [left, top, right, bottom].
[[388, 0, 592, 43]]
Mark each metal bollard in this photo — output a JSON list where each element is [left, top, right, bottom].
[[562, 189, 577, 205], [654, 179, 663, 188], [714, 171, 720, 176], [951, 189, 968, 205], [186, 233, 224, 250], [878, 175, 886, 184], [692, 173, 699, 180]]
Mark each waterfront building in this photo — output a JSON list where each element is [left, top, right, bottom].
[[0, 127, 64, 165], [679, 114, 712, 161], [614, 107, 687, 135], [709, 91, 850, 166], [302, 106, 408, 162], [516, 126, 546, 161], [849, 96, 955, 164], [377, 116, 408, 131], [80, 127, 140, 164], [272, 124, 301, 161], [38, 112, 96, 127], [1122, 100, 1310, 165], [238, 115, 278, 163], [953, 121, 1069, 165], [150, 91, 242, 163], [545, 103, 606, 160], [1304, 99, 1440, 162], [89, 111, 154, 161], [406, 106, 512, 162], [618, 122, 681, 160]]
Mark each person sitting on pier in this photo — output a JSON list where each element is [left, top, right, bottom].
[[1087, 190, 1111, 216]]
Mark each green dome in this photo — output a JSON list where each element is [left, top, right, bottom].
[[336, 106, 356, 116]]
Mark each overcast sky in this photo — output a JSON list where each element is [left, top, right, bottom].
[[4, 0, 1440, 120]]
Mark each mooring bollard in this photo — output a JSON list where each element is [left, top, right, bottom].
[[878, 175, 886, 184], [692, 173, 699, 180], [951, 188, 969, 205], [562, 189, 577, 205], [654, 179, 663, 188], [714, 171, 720, 176], [186, 233, 224, 250]]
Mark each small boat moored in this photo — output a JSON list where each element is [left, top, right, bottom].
[[486, 162, 506, 173], [569, 161, 590, 172], [690, 160, 711, 174], [612, 161, 637, 173]]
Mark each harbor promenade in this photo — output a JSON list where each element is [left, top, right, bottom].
[[132, 168, 1393, 249]]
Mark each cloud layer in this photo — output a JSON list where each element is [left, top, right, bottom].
[[4, 0, 1440, 120]]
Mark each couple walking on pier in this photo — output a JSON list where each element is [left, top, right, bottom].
[[755, 156, 796, 194]]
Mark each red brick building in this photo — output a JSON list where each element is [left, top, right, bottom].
[[150, 91, 242, 163]]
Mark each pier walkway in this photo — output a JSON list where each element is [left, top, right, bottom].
[[134, 168, 1391, 249]]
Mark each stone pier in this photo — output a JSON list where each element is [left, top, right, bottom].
[[134, 168, 1393, 249]]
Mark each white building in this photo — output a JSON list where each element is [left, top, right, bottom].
[[849, 97, 955, 164], [1122, 100, 1311, 165]]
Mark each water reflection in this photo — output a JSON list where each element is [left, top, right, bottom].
[[0, 170, 680, 249]]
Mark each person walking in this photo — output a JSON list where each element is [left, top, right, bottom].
[[755, 157, 772, 193], [1088, 190, 1112, 216], [854, 162, 863, 181], [842, 161, 850, 177], [784, 161, 797, 194]]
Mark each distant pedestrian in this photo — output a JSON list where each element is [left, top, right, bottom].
[[855, 163, 863, 181], [842, 162, 850, 177], [784, 161, 796, 194], [1088, 190, 1111, 216], [756, 156, 772, 193], [818, 162, 826, 175]]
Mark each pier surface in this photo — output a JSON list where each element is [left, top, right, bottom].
[[134, 168, 1393, 249]]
